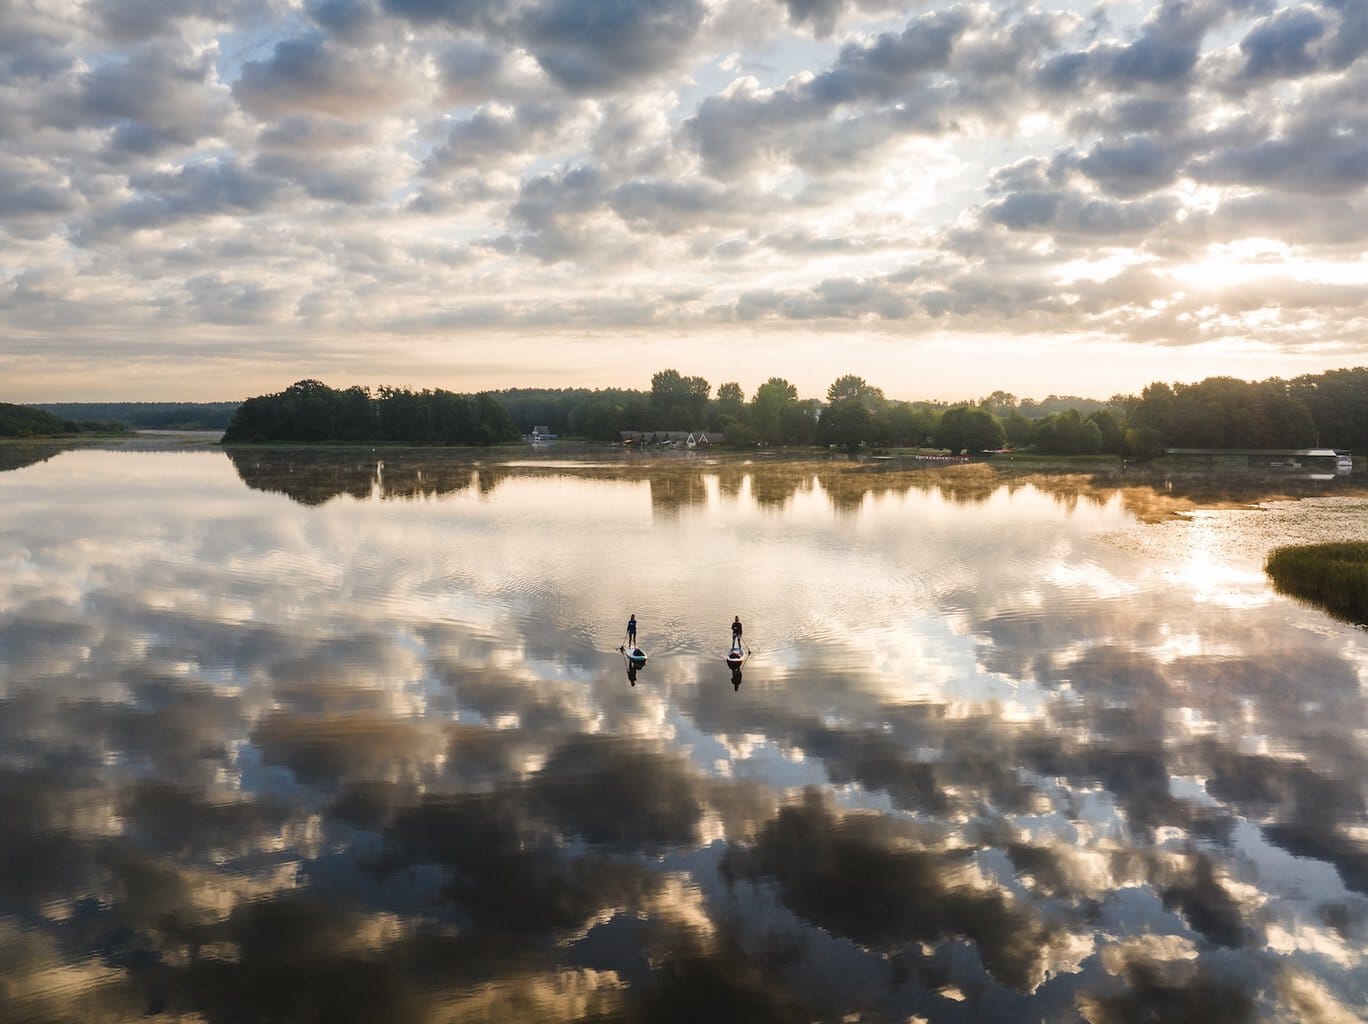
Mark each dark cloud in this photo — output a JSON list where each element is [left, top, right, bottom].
[[0, 4, 78, 78], [436, 40, 525, 102], [1042, 0, 1262, 93], [59, 45, 233, 158], [1191, 113, 1368, 196], [519, 0, 709, 94], [809, 6, 972, 105], [983, 187, 1179, 236], [1073, 135, 1186, 197], [782, 0, 846, 37], [233, 34, 408, 118], [730, 276, 913, 321], [1323, 0, 1368, 68], [307, 0, 385, 40], [97, 0, 243, 41], [1237, 5, 1332, 82], [426, 101, 574, 173], [1067, 94, 1192, 137], [379, 0, 496, 29], [609, 178, 754, 233], [97, 158, 286, 232], [0, 157, 79, 237], [258, 114, 377, 153], [685, 8, 972, 175], [509, 163, 613, 261]]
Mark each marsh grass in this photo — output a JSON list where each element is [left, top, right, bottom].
[[1265, 542, 1368, 625]]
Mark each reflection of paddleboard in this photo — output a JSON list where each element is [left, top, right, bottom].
[[624, 646, 648, 668]]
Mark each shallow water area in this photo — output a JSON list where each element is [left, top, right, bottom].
[[1, 444, 1366, 1022]]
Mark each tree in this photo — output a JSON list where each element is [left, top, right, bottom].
[[1288, 367, 1368, 451], [712, 381, 746, 431], [751, 377, 798, 443], [820, 398, 872, 452], [1087, 408, 1126, 454], [826, 374, 884, 405], [1002, 411, 1033, 448], [650, 368, 710, 428], [980, 390, 1017, 417], [936, 406, 1004, 454], [1032, 409, 1101, 454]]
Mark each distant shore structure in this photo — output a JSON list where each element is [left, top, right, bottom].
[[620, 430, 722, 448], [1165, 448, 1351, 474]]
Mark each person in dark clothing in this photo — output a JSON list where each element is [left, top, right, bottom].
[[627, 614, 637, 646], [730, 616, 742, 650]]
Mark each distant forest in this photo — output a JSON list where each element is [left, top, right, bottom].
[[0, 402, 127, 437], [221, 380, 520, 445], [497, 367, 1367, 457], [10, 366, 1366, 457], [35, 402, 239, 431], [215, 366, 1368, 458]]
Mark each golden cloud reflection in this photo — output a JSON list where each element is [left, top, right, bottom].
[[2, 447, 1368, 1020]]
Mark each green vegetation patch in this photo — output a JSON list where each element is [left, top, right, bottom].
[[1265, 542, 1368, 625], [0, 402, 127, 438]]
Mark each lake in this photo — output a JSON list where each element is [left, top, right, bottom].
[[2, 443, 1367, 1023]]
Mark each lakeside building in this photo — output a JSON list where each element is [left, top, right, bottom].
[[1164, 448, 1351, 474]]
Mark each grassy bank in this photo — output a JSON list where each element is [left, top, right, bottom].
[[1265, 542, 1368, 625]]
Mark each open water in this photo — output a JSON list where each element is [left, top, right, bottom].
[[1, 443, 1367, 1023]]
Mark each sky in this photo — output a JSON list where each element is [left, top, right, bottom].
[[1, 0, 1366, 404]]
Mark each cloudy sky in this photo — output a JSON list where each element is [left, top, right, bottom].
[[2, 0, 1366, 402]]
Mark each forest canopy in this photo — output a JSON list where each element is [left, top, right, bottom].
[[113, 365, 1368, 458], [0, 403, 126, 438], [221, 380, 520, 446]]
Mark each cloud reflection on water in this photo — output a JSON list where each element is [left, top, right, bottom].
[[1, 448, 1367, 1021]]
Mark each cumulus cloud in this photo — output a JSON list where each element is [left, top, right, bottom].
[[1, 0, 1367, 394], [519, 0, 709, 93], [232, 34, 411, 118]]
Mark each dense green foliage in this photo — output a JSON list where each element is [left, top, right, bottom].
[[936, 406, 1006, 455], [1128, 377, 1317, 451], [1287, 367, 1368, 452], [0, 403, 124, 437], [74, 364, 1366, 457], [35, 402, 239, 431], [222, 380, 520, 445], [1265, 542, 1368, 625]]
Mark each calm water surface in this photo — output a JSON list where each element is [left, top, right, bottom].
[[2, 445, 1367, 1023]]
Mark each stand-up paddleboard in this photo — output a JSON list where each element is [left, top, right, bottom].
[[622, 645, 648, 669], [725, 644, 746, 669]]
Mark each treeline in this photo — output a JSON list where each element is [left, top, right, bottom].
[[499, 367, 1364, 456], [35, 402, 240, 431], [499, 371, 952, 449], [0, 402, 126, 438], [217, 365, 1367, 456], [954, 369, 1365, 456], [221, 379, 520, 445]]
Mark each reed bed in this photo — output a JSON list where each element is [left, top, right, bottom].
[[1265, 541, 1368, 625]]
